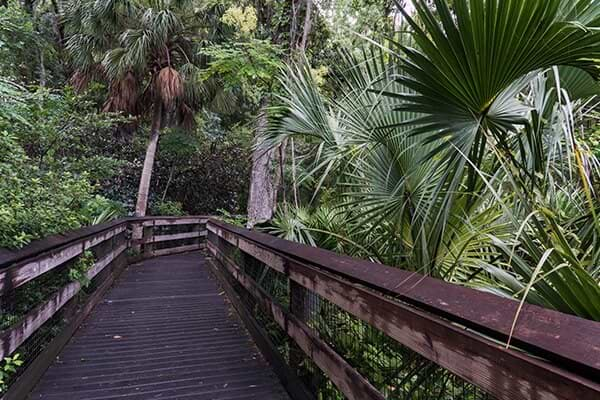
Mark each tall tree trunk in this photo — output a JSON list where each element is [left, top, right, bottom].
[[300, 0, 313, 51], [39, 50, 46, 87], [135, 100, 163, 217], [247, 98, 275, 228], [290, 0, 300, 49]]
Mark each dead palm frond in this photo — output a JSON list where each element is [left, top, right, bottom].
[[156, 67, 183, 109], [103, 71, 138, 114]]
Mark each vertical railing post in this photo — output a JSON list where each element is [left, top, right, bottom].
[[142, 220, 154, 259], [193, 219, 202, 249], [131, 219, 143, 256]]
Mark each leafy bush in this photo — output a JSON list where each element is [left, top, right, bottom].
[[217, 209, 246, 227], [82, 196, 125, 225], [150, 200, 185, 216], [69, 251, 95, 287], [0, 131, 96, 248], [0, 354, 23, 393]]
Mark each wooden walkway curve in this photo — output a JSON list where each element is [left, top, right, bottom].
[[28, 252, 289, 400]]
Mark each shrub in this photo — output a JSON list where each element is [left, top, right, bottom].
[[0, 131, 96, 248], [150, 200, 185, 216]]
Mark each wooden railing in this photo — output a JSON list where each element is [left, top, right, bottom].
[[0, 216, 207, 399], [206, 218, 600, 400], [1, 216, 598, 400]]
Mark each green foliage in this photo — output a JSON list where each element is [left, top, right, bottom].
[[0, 2, 39, 81], [69, 251, 95, 287], [151, 200, 185, 217], [83, 196, 125, 225], [0, 79, 125, 249], [64, 0, 218, 119], [0, 354, 23, 393], [319, 0, 399, 46], [221, 5, 258, 36], [265, 0, 600, 321], [200, 40, 285, 105], [584, 123, 600, 159], [217, 209, 246, 227], [0, 131, 98, 248]]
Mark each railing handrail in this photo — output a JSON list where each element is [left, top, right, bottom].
[[0, 219, 130, 270], [0, 215, 210, 398], [207, 218, 600, 382], [2, 217, 598, 400], [0, 216, 210, 270]]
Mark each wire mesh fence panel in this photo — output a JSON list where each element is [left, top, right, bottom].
[[208, 226, 499, 400], [291, 285, 493, 400]]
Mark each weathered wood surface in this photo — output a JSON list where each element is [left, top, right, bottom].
[[144, 230, 207, 244], [28, 252, 289, 400], [0, 221, 127, 270], [2, 247, 128, 400], [208, 219, 600, 400], [0, 239, 128, 360], [0, 217, 209, 295], [151, 243, 205, 257], [140, 217, 207, 227], [0, 225, 127, 295]]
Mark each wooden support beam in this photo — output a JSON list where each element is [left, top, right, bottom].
[[0, 244, 82, 295], [145, 231, 207, 244], [152, 243, 205, 257], [142, 218, 207, 227]]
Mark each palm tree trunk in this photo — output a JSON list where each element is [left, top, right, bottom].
[[247, 98, 275, 228], [135, 100, 163, 217], [132, 100, 162, 254]]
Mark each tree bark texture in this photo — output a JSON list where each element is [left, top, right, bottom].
[[135, 100, 163, 217], [300, 0, 313, 51], [247, 100, 275, 228]]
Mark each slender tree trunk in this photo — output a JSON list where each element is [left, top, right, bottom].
[[161, 166, 175, 202], [291, 138, 299, 208], [135, 100, 163, 217], [290, 0, 300, 49], [132, 100, 163, 253], [300, 0, 313, 51], [247, 98, 275, 228], [39, 50, 46, 87]]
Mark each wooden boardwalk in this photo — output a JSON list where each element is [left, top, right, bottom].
[[28, 252, 289, 400]]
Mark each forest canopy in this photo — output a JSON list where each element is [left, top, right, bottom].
[[1, 0, 600, 321]]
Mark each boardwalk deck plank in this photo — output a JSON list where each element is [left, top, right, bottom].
[[28, 252, 289, 400]]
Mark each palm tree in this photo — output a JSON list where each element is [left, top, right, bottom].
[[264, 0, 600, 320], [64, 0, 219, 217]]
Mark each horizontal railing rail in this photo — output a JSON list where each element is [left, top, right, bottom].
[[206, 218, 600, 400], [0, 216, 208, 400], [2, 216, 598, 400]]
